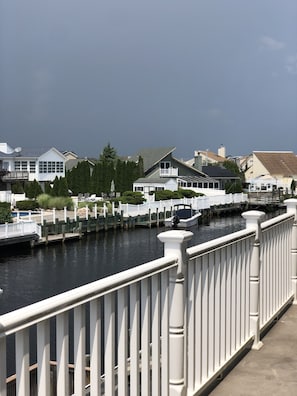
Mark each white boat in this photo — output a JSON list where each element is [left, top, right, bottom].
[[165, 204, 201, 229]]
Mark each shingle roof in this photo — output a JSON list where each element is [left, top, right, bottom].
[[202, 165, 240, 179], [0, 147, 63, 158], [130, 147, 176, 172], [196, 150, 226, 163], [254, 151, 297, 177]]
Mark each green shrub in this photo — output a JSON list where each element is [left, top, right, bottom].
[[179, 189, 204, 198], [15, 200, 39, 211], [0, 207, 12, 224], [116, 191, 145, 205], [154, 189, 182, 200], [154, 189, 204, 201], [47, 197, 74, 210], [37, 194, 74, 210], [37, 194, 51, 209], [0, 202, 11, 210]]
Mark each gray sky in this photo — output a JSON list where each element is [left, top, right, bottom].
[[1, 0, 296, 160]]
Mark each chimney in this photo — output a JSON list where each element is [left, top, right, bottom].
[[218, 145, 226, 158], [194, 151, 202, 171]]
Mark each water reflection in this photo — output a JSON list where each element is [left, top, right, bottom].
[[0, 215, 247, 314]]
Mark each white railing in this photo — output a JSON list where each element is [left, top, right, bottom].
[[118, 193, 248, 217], [159, 167, 179, 177], [0, 199, 296, 395], [0, 221, 42, 239], [186, 228, 255, 393]]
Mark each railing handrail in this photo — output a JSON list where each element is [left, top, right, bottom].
[[0, 255, 177, 336], [187, 228, 255, 258], [260, 212, 293, 231]]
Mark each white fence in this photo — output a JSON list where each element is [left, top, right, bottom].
[[0, 199, 296, 395], [0, 221, 42, 240], [119, 193, 248, 217]]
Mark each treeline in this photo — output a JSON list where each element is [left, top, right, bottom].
[[66, 157, 143, 196], [66, 144, 144, 196]]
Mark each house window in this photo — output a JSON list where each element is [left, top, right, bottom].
[[160, 162, 170, 169], [21, 161, 27, 171], [193, 182, 197, 187], [39, 161, 64, 173], [29, 161, 36, 173], [14, 161, 21, 171], [204, 182, 208, 188], [155, 187, 164, 191], [215, 182, 219, 189], [39, 161, 47, 173], [198, 182, 202, 188], [48, 162, 56, 173], [135, 187, 143, 191], [56, 162, 64, 173], [209, 183, 213, 188]]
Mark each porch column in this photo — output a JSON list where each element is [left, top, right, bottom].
[[242, 210, 265, 350], [285, 199, 297, 303], [158, 230, 193, 396]]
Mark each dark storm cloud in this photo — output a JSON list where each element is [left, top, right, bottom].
[[1, 0, 296, 159]]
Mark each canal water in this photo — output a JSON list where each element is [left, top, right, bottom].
[[0, 215, 247, 316]]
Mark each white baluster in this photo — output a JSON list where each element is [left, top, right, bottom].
[[242, 210, 265, 350]]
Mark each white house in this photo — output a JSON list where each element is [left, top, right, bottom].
[[0, 143, 66, 191]]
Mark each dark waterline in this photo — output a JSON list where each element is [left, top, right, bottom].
[[0, 215, 247, 315]]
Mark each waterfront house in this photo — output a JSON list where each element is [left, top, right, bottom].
[[186, 150, 242, 192], [131, 147, 222, 199], [0, 142, 66, 191], [245, 151, 297, 194]]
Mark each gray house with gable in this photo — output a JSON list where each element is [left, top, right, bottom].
[[132, 147, 222, 198]]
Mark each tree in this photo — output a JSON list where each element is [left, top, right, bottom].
[[24, 180, 43, 199], [51, 176, 69, 197], [11, 181, 24, 194], [222, 160, 244, 181], [99, 143, 117, 165], [66, 161, 92, 195]]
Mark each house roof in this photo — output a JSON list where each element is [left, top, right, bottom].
[[195, 150, 226, 163], [130, 147, 176, 172], [0, 147, 65, 159], [178, 175, 219, 183], [202, 165, 240, 179], [134, 177, 171, 184], [254, 151, 297, 177]]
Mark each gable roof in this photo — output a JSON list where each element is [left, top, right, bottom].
[[130, 147, 176, 173], [254, 151, 297, 177]]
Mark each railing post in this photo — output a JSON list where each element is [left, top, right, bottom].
[[242, 210, 265, 350], [285, 198, 297, 303], [158, 230, 193, 396], [64, 206, 67, 223]]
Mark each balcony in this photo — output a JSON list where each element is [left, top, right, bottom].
[[159, 167, 178, 177], [0, 199, 296, 395], [2, 171, 29, 181]]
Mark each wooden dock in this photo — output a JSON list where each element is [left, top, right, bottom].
[[35, 232, 82, 246]]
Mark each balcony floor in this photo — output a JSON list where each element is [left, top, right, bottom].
[[210, 304, 297, 396]]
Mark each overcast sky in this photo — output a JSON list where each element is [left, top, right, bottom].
[[1, 0, 296, 159]]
